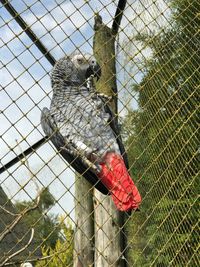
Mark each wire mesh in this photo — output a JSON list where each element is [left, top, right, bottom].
[[0, 0, 199, 266]]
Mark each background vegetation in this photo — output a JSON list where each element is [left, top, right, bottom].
[[125, 0, 199, 265]]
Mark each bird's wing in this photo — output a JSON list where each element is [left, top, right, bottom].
[[100, 97, 129, 169], [41, 107, 109, 195]]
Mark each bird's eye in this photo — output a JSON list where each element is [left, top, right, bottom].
[[77, 58, 84, 64]]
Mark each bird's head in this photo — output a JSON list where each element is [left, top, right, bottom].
[[51, 53, 101, 87]]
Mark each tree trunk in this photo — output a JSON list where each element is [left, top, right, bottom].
[[93, 15, 117, 113], [73, 12, 127, 267], [93, 193, 123, 266], [73, 174, 94, 267], [93, 14, 125, 267]]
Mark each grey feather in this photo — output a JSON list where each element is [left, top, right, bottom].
[[41, 107, 109, 194], [41, 53, 127, 194]]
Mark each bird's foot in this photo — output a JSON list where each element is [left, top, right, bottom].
[[97, 93, 112, 101], [60, 144, 100, 174]]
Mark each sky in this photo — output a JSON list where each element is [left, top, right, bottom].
[[0, 0, 171, 221]]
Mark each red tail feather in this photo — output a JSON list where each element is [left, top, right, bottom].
[[98, 152, 141, 211]]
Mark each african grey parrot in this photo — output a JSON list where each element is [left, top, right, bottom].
[[41, 53, 141, 211]]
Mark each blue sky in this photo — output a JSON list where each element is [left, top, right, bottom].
[[0, 0, 170, 221]]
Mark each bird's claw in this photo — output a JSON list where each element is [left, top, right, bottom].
[[60, 145, 100, 174], [97, 93, 112, 101]]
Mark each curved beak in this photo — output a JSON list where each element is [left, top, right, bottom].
[[85, 63, 101, 80]]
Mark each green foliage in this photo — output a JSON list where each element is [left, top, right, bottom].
[[16, 188, 62, 249], [125, 0, 199, 266], [16, 188, 74, 266], [36, 218, 73, 267]]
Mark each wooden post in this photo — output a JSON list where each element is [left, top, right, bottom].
[[93, 14, 117, 113], [73, 175, 94, 267], [93, 14, 125, 267], [73, 1, 127, 265]]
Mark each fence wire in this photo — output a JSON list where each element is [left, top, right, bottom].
[[0, 0, 199, 266]]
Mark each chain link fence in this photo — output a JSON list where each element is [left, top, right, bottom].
[[0, 0, 199, 266]]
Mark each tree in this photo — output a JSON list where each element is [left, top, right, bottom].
[[0, 185, 41, 266], [125, 0, 199, 266], [122, 110, 152, 266], [16, 188, 62, 249], [36, 217, 73, 267]]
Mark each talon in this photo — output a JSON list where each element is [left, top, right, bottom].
[[97, 93, 112, 101], [60, 146, 99, 173]]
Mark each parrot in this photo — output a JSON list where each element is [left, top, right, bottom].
[[41, 53, 141, 212]]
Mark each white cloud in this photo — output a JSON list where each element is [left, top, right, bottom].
[[122, 0, 171, 34]]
